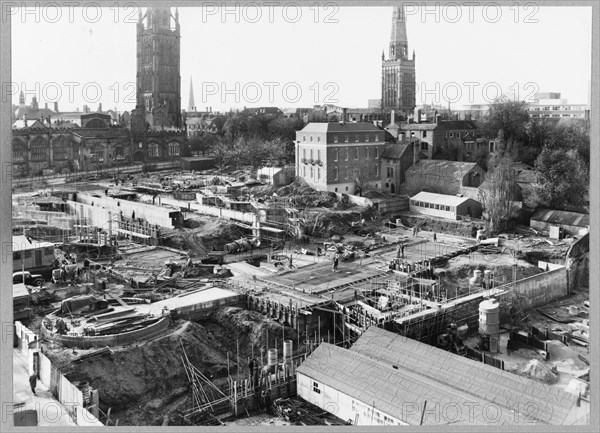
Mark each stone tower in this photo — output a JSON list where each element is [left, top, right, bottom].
[[136, 7, 181, 128], [381, 5, 416, 117]]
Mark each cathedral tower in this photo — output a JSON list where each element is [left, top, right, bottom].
[[136, 7, 181, 128], [381, 5, 416, 117]]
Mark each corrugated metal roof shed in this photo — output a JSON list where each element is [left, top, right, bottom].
[[530, 209, 589, 227], [410, 191, 474, 207], [406, 159, 480, 177], [297, 343, 516, 425], [350, 326, 578, 425]]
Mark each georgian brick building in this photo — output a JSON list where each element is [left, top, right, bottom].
[[295, 122, 386, 194]]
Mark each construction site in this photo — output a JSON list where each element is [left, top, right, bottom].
[[12, 166, 591, 426]]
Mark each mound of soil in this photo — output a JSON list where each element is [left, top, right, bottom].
[[161, 218, 245, 255], [399, 214, 479, 238], [44, 306, 298, 426]]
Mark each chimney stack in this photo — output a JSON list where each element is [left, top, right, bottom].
[[98, 102, 103, 112], [22, 114, 28, 128], [54, 101, 59, 113], [45, 102, 48, 110], [390, 109, 395, 126]]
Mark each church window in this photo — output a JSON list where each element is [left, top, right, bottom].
[[90, 144, 104, 163], [168, 142, 180, 156], [148, 142, 160, 158], [31, 137, 48, 162]]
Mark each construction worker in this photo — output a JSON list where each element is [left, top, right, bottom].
[[401, 243, 405, 258], [29, 374, 37, 395], [332, 255, 339, 272], [396, 244, 402, 259], [433, 232, 437, 243]]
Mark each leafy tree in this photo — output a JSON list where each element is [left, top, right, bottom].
[[227, 136, 288, 174], [524, 119, 590, 211], [533, 145, 588, 211], [222, 113, 250, 143], [479, 97, 530, 146], [478, 153, 521, 233], [211, 115, 227, 136], [208, 135, 235, 169], [180, 142, 192, 157]]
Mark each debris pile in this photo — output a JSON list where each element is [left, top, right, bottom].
[[519, 359, 559, 384]]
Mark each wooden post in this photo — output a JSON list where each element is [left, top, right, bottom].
[[342, 310, 345, 347], [420, 400, 428, 425], [318, 316, 321, 343], [234, 381, 238, 417]]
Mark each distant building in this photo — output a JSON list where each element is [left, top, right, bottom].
[[295, 122, 385, 194], [380, 142, 422, 195], [51, 111, 113, 128], [389, 116, 479, 160], [13, 93, 55, 122], [409, 191, 482, 220], [12, 123, 185, 177], [245, 106, 283, 116], [184, 111, 217, 139], [457, 104, 491, 121], [381, 6, 416, 116], [368, 99, 382, 109], [527, 92, 589, 120], [12, 118, 46, 129]]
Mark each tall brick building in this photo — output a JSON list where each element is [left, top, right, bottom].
[[381, 6, 416, 117], [295, 122, 385, 195], [136, 7, 182, 128]]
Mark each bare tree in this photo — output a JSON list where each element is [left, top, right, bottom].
[[478, 153, 520, 233]]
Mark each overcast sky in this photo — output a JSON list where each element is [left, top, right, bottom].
[[10, 4, 593, 112]]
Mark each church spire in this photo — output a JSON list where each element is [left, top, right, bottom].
[[389, 5, 409, 60], [188, 76, 195, 112]]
